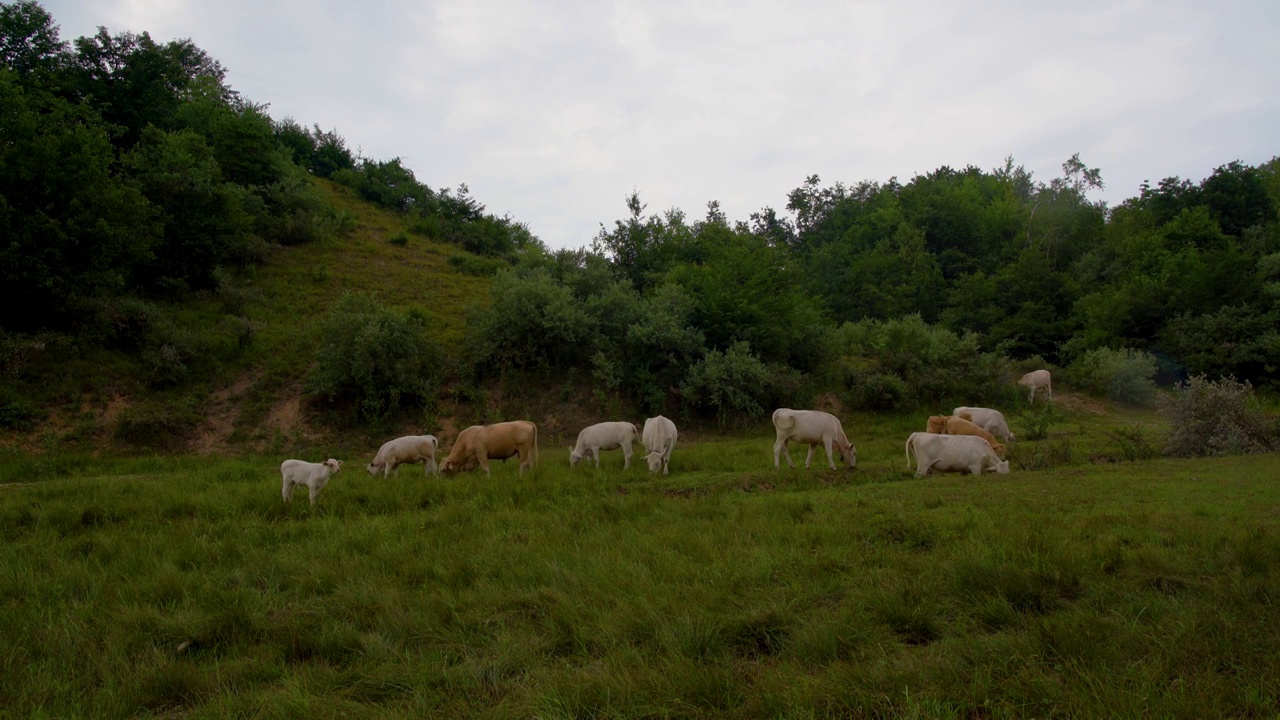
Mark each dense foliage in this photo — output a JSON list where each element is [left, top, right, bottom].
[[3, 1, 1278, 430]]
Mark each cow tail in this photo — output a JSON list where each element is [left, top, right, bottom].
[[532, 422, 539, 468], [905, 435, 913, 470]]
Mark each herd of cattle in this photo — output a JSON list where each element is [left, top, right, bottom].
[[280, 370, 1053, 505]]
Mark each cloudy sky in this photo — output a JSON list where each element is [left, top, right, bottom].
[[44, 0, 1280, 249]]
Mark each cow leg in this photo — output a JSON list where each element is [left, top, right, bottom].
[[622, 443, 632, 470], [1047, 381, 1053, 400], [662, 453, 670, 475], [823, 438, 837, 470], [916, 459, 934, 477], [308, 485, 319, 506], [479, 455, 491, 477], [593, 447, 601, 469], [804, 445, 815, 469], [774, 439, 796, 469], [281, 478, 292, 503]]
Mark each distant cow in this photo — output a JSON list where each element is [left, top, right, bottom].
[[925, 414, 1006, 458], [1019, 370, 1052, 403], [952, 407, 1015, 442], [569, 421, 640, 469], [772, 408, 856, 470], [641, 415, 678, 475], [367, 435, 438, 478], [439, 421, 538, 476], [905, 433, 1008, 476], [281, 458, 343, 506]]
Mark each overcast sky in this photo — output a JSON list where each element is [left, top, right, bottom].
[[43, 0, 1280, 249]]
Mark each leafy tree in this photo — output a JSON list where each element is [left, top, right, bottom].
[[306, 293, 442, 421], [680, 341, 772, 425], [0, 70, 156, 329], [0, 0, 66, 78]]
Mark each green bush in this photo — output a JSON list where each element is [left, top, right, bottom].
[[464, 268, 592, 373], [389, 231, 409, 247], [680, 342, 772, 425], [1160, 375, 1278, 457], [305, 293, 443, 421], [447, 254, 505, 277], [113, 399, 201, 448], [1066, 347, 1158, 406], [835, 315, 1013, 411]]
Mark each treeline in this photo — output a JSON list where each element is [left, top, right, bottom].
[[446, 154, 1279, 423], [0, 0, 536, 339]]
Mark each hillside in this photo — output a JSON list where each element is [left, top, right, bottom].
[[1, 179, 495, 456]]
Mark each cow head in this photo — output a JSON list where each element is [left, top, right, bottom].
[[992, 442, 1006, 459], [325, 459, 343, 474], [838, 441, 857, 469], [993, 459, 1010, 474], [569, 447, 583, 467], [644, 451, 663, 473], [926, 416, 948, 434], [439, 458, 458, 475], [366, 461, 383, 477]]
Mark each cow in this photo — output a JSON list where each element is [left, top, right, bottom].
[[641, 415, 678, 475], [281, 458, 343, 507], [367, 435, 439, 478], [569, 421, 640, 469], [1019, 369, 1053, 403], [772, 408, 856, 470], [952, 406, 1015, 442], [439, 421, 538, 476], [925, 414, 1006, 458], [905, 433, 1009, 477]]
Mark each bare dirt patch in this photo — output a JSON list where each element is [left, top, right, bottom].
[[192, 373, 259, 454]]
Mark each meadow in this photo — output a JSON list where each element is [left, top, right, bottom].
[[2, 408, 1279, 718]]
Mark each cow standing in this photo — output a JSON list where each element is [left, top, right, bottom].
[[772, 408, 856, 470]]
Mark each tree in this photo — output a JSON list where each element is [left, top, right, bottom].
[[0, 0, 67, 77]]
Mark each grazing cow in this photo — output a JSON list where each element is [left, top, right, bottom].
[[952, 407, 1015, 442], [569, 421, 640, 469], [905, 433, 1009, 477], [925, 415, 1006, 458], [772, 408, 857, 470], [367, 435, 439, 478], [439, 421, 538, 476], [1019, 369, 1053, 403], [641, 415, 678, 475], [281, 458, 343, 507]]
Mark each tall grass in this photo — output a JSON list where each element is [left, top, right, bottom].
[[2, 416, 1279, 717]]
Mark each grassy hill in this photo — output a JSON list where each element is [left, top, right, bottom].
[[1, 179, 495, 456]]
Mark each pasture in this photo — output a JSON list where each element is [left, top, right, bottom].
[[2, 409, 1279, 718]]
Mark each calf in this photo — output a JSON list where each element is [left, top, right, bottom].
[[773, 408, 856, 470], [367, 435, 439, 478], [439, 421, 538, 476], [569, 421, 640, 469], [926, 414, 1006, 458], [905, 433, 1008, 477], [281, 458, 343, 507], [952, 406, 1015, 442], [641, 415, 678, 475], [1018, 370, 1052, 403]]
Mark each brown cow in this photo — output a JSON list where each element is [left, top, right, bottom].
[[925, 414, 1006, 458], [439, 421, 539, 476]]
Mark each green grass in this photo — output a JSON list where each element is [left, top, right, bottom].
[[3, 411, 1280, 717]]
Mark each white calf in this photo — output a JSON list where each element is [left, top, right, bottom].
[[905, 433, 1008, 477], [367, 435, 438, 478], [281, 458, 343, 507], [1018, 370, 1052, 403], [641, 416, 678, 475], [772, 408, 856, 470], [569, 421, 640, 469], [952, 407, 1015, 442]]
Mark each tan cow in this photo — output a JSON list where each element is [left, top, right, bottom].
[[439, 421, 539, 476], [925, 414, 1006, 458]]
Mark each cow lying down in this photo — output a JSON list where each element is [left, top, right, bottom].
[[905, 433, 1009, 477]]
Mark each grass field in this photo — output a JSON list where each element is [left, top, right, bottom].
[[3, 409, 1279, 718]]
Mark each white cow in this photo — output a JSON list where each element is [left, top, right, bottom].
[[641, 415, 678, 475], [772, 408, 857, 470], [952, 407, 1015, 442], [281, 458, 343, 506], [569, 421, 640, 469], [367, 435, 438, 478], [905, 433, 1008, 477], [1018, 370, 1053, 403]]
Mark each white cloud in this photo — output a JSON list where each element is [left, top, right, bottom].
[[42, 0, 1280, 248]]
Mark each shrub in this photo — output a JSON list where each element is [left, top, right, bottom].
[[464, 268, 592, 373], [835, 316, 1013, 411], [1018, 402, 1059, 441], [0, 396, 42, 432], [1067, 347, 1158, 406], [389, 231, 409, 247], [113, 399, 201, 448], [680, 342, 772, 425], [447, 254, 505, 277], [1160, 375, 1278, 457], [305, 293, 443, 421]]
